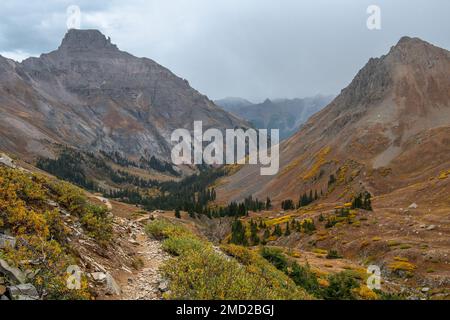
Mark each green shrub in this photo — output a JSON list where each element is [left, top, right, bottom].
[[145, 219, 187, 240], [258, 244, 362, 300], [260, 247, 289, 271], [79, 205, 113, 244], [373, 289, 404, 300], [321, 271, 359, 300], [289, 262, 321, 295], [162, 235, 207, 256], [326, 249, 342, 259]]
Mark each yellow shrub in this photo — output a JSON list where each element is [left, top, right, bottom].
[[318, 278, 330, 287], [354, 286, 378, 300], [0, 166, 98, 299], [302, 146, 331, 180], [312, 248, 328, 255], [389, 260, 416, 274]]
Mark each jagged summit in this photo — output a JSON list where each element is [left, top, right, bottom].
[[386, 36, 449, 65], [57, 29, 119, 54], [396, 36, 422, 45]]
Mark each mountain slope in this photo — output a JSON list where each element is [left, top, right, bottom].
[[0, 29, 249, 167], [217, 37, 450, 206]]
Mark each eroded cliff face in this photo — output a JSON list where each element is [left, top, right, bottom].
[[0, 29, 249, 163]]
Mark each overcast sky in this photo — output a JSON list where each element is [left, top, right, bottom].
[[0, 0, 449, 101]]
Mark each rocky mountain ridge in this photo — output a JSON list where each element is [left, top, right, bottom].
[[0, 29, 249, 167]]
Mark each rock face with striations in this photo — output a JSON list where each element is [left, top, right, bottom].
[[0, 29, 248, 162]]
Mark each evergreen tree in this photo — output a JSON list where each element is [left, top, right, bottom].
[[363, 191, 373, 211], [282, 199, 295, 210], [266, 197, 272, 209], [284, 222, 291, 236], [328, 174, 336, 187], [250, 221, 260, 245], [273, 224, 282, 237], [231, 219, 248, 246]]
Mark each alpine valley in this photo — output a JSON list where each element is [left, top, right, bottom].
[[0, 30, 449, 301]]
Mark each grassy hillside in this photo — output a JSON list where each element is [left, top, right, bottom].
[[0, 165, 113, 299], [145, 218, 312, 300]]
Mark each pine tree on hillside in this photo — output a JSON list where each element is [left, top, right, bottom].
[[250, 221, 260, 245], [273, 224, 282, 237], [285, 222, 291, 236], [231, 219, 248, 246], [266, 197, 272, 209]]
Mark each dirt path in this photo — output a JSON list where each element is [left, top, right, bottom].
[[119, 221, 170, 300], [94, 196, 113, 210]]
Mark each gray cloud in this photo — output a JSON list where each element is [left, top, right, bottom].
[[0, 0, 449, 101]]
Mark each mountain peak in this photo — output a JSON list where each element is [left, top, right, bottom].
[[396, 36, 420, 45], [386, 36, 448, 64], [391, 36, 431, 51], [59, 29, 119, 52]]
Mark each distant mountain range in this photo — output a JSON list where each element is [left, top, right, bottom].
[[215, 95, 334, 140]]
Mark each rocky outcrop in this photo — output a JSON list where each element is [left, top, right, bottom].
[[6, 283, 39, 300], [0, 259, 40, 300], [0, 258, 26, 285], [0, 234, 16, 249]]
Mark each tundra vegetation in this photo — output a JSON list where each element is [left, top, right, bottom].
[[145, 219, 311, 300], [0, 166, 113, 299], [146, 218, 395, 300]]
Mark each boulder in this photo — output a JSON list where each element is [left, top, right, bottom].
[[408, 203, 418, 209], [7, 283, 39, 300], [128, 238, 139, 245], [0, 258, 26, 284], [158, 280, 169, 293], [0, 154, 16, 168], [90, 272, 107, 283], [0, 234, 16, 249], [105, 273, 121, 296]]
